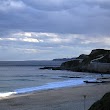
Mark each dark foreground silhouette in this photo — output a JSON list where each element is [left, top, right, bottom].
[[89, 92, 110, 110]]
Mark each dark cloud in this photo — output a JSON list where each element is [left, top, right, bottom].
[[0, 0, 110, 60], [0, 0, 110, 34], [22, 0, 75, 11]]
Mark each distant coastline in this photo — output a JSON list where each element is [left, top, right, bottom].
[[0, 60, 64, 66]]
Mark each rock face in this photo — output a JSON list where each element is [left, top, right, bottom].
[[60, 49, 110, 73], [88, 92, 110, 110], [60, 60, 81, 71]]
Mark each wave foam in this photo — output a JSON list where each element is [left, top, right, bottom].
[[0, 92, 16, 98], [15, 79, 84, 94]]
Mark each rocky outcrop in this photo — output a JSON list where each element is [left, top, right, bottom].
[[60, 49, 110, 73], [60, 60, 81, 71], [76, 54, 88, 59], [88, 92, 110, 110], [40, 49, 110, 73], [40, 66, 60, 70]]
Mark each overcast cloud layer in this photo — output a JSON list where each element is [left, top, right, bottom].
[[0, 0, 110, 60]]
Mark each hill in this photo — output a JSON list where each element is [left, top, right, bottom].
[[60, 49, 110, 73]]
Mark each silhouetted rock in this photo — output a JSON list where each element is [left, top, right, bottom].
[[88, 92, 110, 110], [76, 54, 88, 59], [40, 66, 60, 70], [60, 60, 81, 70]]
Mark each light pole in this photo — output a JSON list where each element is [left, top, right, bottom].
[[83, 95, 86, 110]]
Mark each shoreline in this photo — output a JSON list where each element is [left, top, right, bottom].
[[0, 76, 99, 99], [0, 83, 110, 110], [0, 79, 86, 99]]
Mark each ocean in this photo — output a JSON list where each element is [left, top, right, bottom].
[[0, 61, 109, 98]]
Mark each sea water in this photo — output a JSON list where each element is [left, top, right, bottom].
[[0, 65, 109, 98]]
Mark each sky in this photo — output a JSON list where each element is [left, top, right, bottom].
[[0, 0, 110, 61]]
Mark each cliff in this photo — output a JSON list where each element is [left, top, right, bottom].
[[89, 92, 110, 110], [60, 49, 110, 73]]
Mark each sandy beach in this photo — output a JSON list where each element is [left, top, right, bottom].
[[0, 82, 110, 110]]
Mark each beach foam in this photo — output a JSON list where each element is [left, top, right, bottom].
[[0, 79, 96, 98], [0, 92, 16, 99], [15, 79, 85, 94]]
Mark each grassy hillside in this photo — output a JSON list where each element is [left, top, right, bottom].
[[60, 49, 110, 73]]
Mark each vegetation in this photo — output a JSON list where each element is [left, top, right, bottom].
[[40, 49, 110, 73], [60, 49, 110, 73]]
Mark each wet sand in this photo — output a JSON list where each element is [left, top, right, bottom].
[[0, 83, 110, 110]]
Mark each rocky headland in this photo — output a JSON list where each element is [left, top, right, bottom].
[[40, 49, 110, 74]]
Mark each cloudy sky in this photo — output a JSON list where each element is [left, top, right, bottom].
[[0, 0, 110, 61]]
